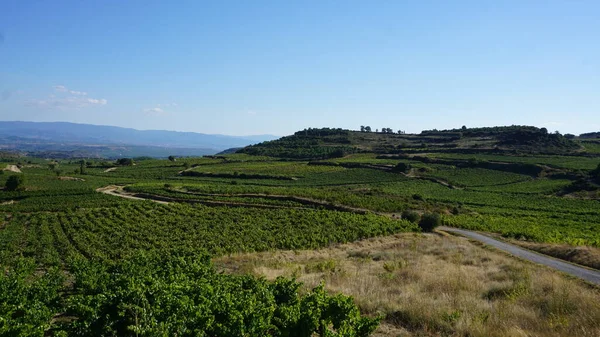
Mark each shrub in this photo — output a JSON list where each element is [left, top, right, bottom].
[[115, 158, 134, 166], [393, 162, 412, 173], [401, 210, 420, 223], [418, 213, 441, 232], [5, 175, 24, 191], [61, 251, 379, 336], [412, 194, 424, 201], [592, 163, 600, 183]]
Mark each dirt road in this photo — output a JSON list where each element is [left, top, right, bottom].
[[96, 185, 169, 204], [439, 226, 600, 285]]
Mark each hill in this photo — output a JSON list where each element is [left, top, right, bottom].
[[237, 126, 583, 160], [0, 121, 277, 158]]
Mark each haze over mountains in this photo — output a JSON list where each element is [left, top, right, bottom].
[[0, 121, 278, 158]]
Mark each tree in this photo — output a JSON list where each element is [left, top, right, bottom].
[[461, 125, 467, 131], [401, 210, 420, 223], [393, 162, 411, 173], [79, 160, 86, 175], [116, 158, 134, 166], [168, 155, 176, 162], [5, 175, 24, 191], [364, 126, 372, 132], [592, 163, 600, 183], [418, 213, 441, 232], [360, 125, 365, 132]]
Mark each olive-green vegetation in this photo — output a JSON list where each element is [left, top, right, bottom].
[[241, 125, 581, 159], [1, 125, 599, 336]]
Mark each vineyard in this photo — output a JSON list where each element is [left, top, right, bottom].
[[1, 148, 600, 336]]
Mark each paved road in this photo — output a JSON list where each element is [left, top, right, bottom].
[[439, 226, 600, 285]]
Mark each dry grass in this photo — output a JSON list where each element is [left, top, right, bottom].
[[3, 164, 21, 173], [507, 240, 600, 270], [214, 232, 600, 337]]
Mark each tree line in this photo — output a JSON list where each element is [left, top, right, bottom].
[[360, 126, 406, 134]]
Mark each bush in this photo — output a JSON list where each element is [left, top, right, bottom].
[[401, 210, 420, 223], [393, 162, 412, 173], [61, 251, 380, 336], [418, 213, 441, 232], [592, 163, 600, 183], [5, 175, 24, 191], [412, 193, 424, 201], [115, 158, 134, 166]]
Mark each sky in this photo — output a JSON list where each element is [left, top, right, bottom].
[[0, 1, 599, 136]]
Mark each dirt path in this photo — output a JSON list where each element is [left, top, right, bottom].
[[170, 188, 373, 214], [97, 185, 317, 210], [96, 185, 373, 214], [96, 186, 169, 205], [103, 167, 117, 173], [178, 166, 196, 175], [3, 165, 21, 173], [58, 176, 85, 181], [439, 226, 600, 285]]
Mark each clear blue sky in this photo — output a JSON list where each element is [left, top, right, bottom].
[[1, 1, 598, 136]]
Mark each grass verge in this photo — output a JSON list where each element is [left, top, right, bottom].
[[215, 233, 600, 337]]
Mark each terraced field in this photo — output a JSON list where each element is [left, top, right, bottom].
[[1, 149, 599, 336]]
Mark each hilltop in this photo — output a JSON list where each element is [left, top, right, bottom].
[[238, 125, 583, 160]]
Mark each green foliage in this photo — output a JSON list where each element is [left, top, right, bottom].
[[238, 128, 358, 159], [305, 259, 338, 273], [0, 258, 65, 337], [1, 253, 378, 336], [418, 213, 441, 232], [0, 202, 417, 265], [115, 158, 134, 166], [423, 168, 531, 187], [5, 174, 25, 191], [1, 149, 600, 334], [393, 162, 411, 173], [401, 210, 420, 223], [592, 163, 600, 183]]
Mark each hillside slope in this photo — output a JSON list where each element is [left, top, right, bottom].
[[238, 126, 583, 160]]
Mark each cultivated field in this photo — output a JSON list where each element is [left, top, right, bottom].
[[1, 139, 599, 336]]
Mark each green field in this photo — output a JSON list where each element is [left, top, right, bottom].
[[1, 145, 600, 335]]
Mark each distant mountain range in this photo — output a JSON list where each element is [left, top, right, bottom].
[[0, 121, 278, 158]]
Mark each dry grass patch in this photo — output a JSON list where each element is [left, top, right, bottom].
[[214, 233, 600, 337], [508, 240, 600, 270], [2, 164, 21, 173]]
